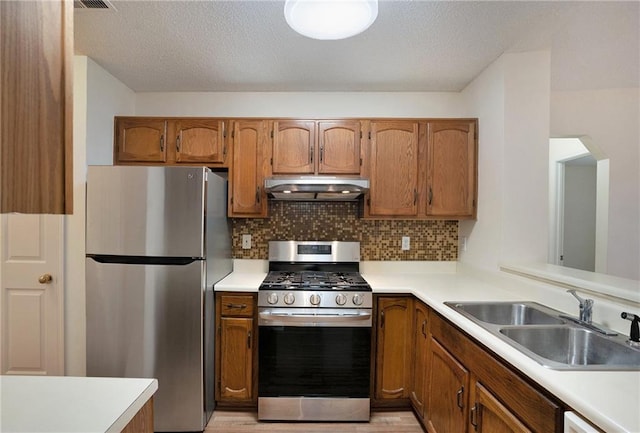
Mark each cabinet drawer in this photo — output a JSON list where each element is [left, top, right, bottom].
[[220, 295, 254, 317]]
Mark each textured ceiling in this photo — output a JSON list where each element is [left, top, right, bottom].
[[74, 1, 639, 92]]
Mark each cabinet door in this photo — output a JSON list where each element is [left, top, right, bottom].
[[115, 118, 167, 163], [318, 120, 362, 174], [368, 121, 419, 216], [229, 120, 267, 217], [410, 300, 430, 419], [1, 0, 73, 214], [219, 317, 253, 401], [427, 120, 477, 218], [272, 120, 315, 174], [375, 297, 412, 400], [471, 383, 532, 433], [427, 339, 469, 433], [174, 119, 226, 164]]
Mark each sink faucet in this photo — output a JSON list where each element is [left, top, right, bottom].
[[567, 289, 593, 324], [621, 312, 640, 346]]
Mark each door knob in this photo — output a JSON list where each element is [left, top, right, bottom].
[[38, 274, 53, 284]]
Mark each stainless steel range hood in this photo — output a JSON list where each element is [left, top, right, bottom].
[[264, 176, 369, 201]]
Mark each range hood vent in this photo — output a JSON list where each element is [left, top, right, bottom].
[[264, 176, 369, 201]]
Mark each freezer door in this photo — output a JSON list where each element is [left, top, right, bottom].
[[86, 258, 209, 432], [86, 166, 206, 257]]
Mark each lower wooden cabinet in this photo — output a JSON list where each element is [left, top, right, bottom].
[[410, 300, 430, 420], [427, 310, 564, 433], [471, 383, 532, 433], [215, 293, 257, 406], [426, 338, 469, 433], [373, 296, 413, 406]]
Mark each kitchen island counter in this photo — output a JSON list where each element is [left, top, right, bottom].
[[0, 376, 157, 433], [215, 259, 640, 432]]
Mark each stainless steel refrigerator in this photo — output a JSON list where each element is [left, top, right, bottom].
[[85, 165, 231, 432]]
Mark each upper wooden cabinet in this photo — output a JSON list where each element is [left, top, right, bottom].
[[228, 120, 269, 218], [367, 121, 420, 217], [271, 120, 362, 175], [1, 0, 73, 214], [363, 119, 477, 220], [427, 120, 477, 218], [272, 120, 315, 174], [174, 119, 226, 164], [115, 118, 168, 163], [114, 117, 229, 167], [318, 120, 362, 174]]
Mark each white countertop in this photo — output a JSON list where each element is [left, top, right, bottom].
[[214, 260, 640, 432], [0, 376, 158, 433]]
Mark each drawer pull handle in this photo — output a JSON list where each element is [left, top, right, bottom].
[[470, 403, 478, 430], [226, 303, 247, 309], [456, 386, 464, 409]]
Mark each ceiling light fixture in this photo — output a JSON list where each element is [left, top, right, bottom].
[[284, 0, 378, 40]]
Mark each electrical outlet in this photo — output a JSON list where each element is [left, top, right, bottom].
[[242, 234, 252, 249], [462, 236, 468, 252], [401, 236, 410, 251]]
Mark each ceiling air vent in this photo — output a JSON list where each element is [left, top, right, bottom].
[[74, 0, 116, 10]]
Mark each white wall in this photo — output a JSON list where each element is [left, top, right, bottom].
[[459, 51, 551, 271], [134, 92, 464, 118], [563, 164, 597, 271], [551, 88, 640, 280], [86, 58, 136, 165], [65, 56, 136, 375]]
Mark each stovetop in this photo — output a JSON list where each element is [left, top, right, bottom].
[[258, 241, 372, 308], [260, 271, 372, 291]]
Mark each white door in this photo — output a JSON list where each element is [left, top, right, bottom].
[[0, 214, 64, 375]]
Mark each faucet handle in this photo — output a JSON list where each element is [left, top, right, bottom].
[[567, 289, 593, 323]]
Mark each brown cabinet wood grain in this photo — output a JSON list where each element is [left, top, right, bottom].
[[215, 293, 257, 406], [174, 119, 226, 164], [1, 0, 73, 214], [114, 117, 229, 166], [270, 119, 363, 176], [228, 120, 269, 217], [374, 296, 412, 405], [362, 119, 477, 220], [471, 383, 532, 433], [426, 120, 477, 218], [318, 120, 362, 174], [410, 300, 430, 421], [272, 120, 316, 174], [367, 121, 420, 217], [429, 310, 564, 433], [426, 338, 470, 433], [115, 118, 168, 163]]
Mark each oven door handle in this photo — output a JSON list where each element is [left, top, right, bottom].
[[259, 310, 372, 327]]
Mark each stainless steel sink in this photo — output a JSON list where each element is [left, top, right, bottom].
[[500, 326, 640, 370], [445, 300, 640, 370], [445, 301, 566, 325]]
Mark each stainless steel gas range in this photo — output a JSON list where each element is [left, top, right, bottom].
[[257, 241, 372, 422]]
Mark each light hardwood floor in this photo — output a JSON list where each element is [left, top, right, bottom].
[[205, 410, 424, 433]]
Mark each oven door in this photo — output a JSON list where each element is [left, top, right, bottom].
[[258, 308, 371, 421]]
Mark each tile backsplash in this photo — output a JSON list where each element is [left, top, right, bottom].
[[232, 201, 458, 261]]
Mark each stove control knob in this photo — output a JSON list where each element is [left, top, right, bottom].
[[283, 292, 296, 305], [352, 293, 364, 306], [267, 293, 279, 305], [335, 293, 347, 306], [310, 294, 321, 306]]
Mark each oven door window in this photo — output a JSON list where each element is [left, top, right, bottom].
[[258, 325, 371, 398]]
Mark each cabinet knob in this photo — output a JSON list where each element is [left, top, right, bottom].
[[38, 274, 53, 284]]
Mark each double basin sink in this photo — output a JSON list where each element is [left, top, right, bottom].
[[444, 301, 640, 370]]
